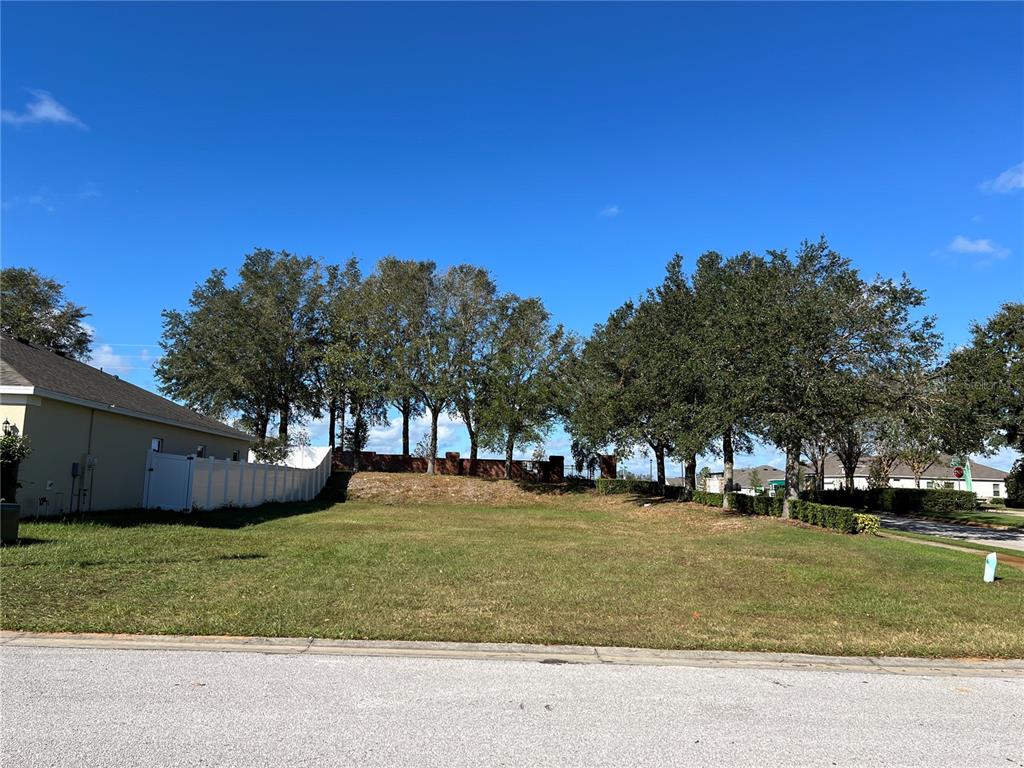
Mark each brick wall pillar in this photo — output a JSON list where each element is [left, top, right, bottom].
[[548, 455, 564, 483], [599, 454, 617, 479], [445, 452, 461, 475]]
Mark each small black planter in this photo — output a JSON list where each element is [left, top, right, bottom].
[[1, 460, 19, 503], [0, 503, 19, 545]]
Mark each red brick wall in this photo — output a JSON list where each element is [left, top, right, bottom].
[[333, 450, 564, 483]]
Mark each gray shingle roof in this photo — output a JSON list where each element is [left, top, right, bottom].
[[1, 335, 251, 441]]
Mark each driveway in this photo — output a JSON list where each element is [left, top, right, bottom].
[[2, 639, 1022, 767], [881, 514, 1024, 552]]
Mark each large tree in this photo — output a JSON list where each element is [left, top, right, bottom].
[[478, 296, 574, 479], [157, 249, 327, 448], [405, 264, 465, 474], [759, 238, 938, 517], [444, 265, 499, 474], [939, 302, 1024, 455], [691, 252, 776, 506], [371, 257, 433, 457], [325, 258, 389, 469], [566, 256, 713, 487], [1, 267, 92, 359]]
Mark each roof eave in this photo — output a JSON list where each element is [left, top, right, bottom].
[[1, 384, 252, 442]]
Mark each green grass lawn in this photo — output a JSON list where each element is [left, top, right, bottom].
[[2, 494, 1023, 658]]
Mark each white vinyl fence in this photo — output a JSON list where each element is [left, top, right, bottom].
[[143, 450, 332, 512]]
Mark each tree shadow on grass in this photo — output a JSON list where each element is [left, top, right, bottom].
[[29, 498, 339, 531], [0, 537, 51, 548]]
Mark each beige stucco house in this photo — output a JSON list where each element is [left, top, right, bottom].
[[1, 335, 251, 516]]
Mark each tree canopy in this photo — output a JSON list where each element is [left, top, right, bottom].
[[1, 267, 92, 359]]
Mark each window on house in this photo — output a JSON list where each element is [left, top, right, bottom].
[[926, 480, 935, 489], [196, 445, 207, 458], [232, 450, 240, 462], [993, 484, 1001, 497], [943, 481, 954, 489], [151, 438, 163, 453]]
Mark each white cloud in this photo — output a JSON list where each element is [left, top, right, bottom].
[[599, 204, 621, 218], [941, 235, 1010, 268], [1, 90, 87, 129], [980, 161, 1024, 194], [947, 235, 1002, 254], [89, 344, 133, 373]]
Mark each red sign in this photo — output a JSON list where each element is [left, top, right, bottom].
[[953, 466, 964, 479]]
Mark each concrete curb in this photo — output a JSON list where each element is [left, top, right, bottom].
[[2, 631, 1021, 677]]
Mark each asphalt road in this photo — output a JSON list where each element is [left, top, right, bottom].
[[882, 514, 1024, 551], [2, 645, 1022, 767]]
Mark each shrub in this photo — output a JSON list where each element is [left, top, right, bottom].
[[596, 478, 660, 495], [731, 493, 783, 517], [854, 513, 881, 535], [988, 497, 1006, 507], [664, 485, 693, 502], [789, 499, 858, 533], [692, 490, 723, 507], [802, 487, 976, 515]]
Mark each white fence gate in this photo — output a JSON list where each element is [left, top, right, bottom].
[[143, 450, 332, 512]]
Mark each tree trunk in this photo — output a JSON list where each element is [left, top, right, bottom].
[[328, 397, 337, 452], [504, 434, 515, 480], [783, 440, 801, 519], [352, 401, 363, 472], [654, 443, 666, 486], [722, 426, 734, 509], [427, 407, 439, 475], [401, 397, 411, 458], [339, 397, 347, 452], [468, 426, 478, 476], [685, 453, 697, 491], [278, 403, 289, 442]]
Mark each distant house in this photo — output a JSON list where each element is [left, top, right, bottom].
[[700, 464, 794, 495], [690, 454, 1009, 501], [0, 336, 251, 515], [812, 453, 1008, 501]]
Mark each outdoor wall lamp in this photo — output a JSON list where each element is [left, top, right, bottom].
[[2, 419, 10, 435]]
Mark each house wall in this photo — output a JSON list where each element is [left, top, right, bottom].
[[14, 396, 250, 515], [821, 474, 1006, 499]]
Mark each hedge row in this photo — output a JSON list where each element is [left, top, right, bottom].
[[801, 487, 976, 514], [730, 493, 784, 517], [594, 478, 693, 501], [790, 499, 859, 533], [595, 478, 661, 495], [691, 490, 723, 507]]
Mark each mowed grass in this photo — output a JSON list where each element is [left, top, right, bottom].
[[2, 490, 1023, 658]]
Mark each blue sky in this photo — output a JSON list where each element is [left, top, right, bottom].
[[3, 2, 1022, 473]]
